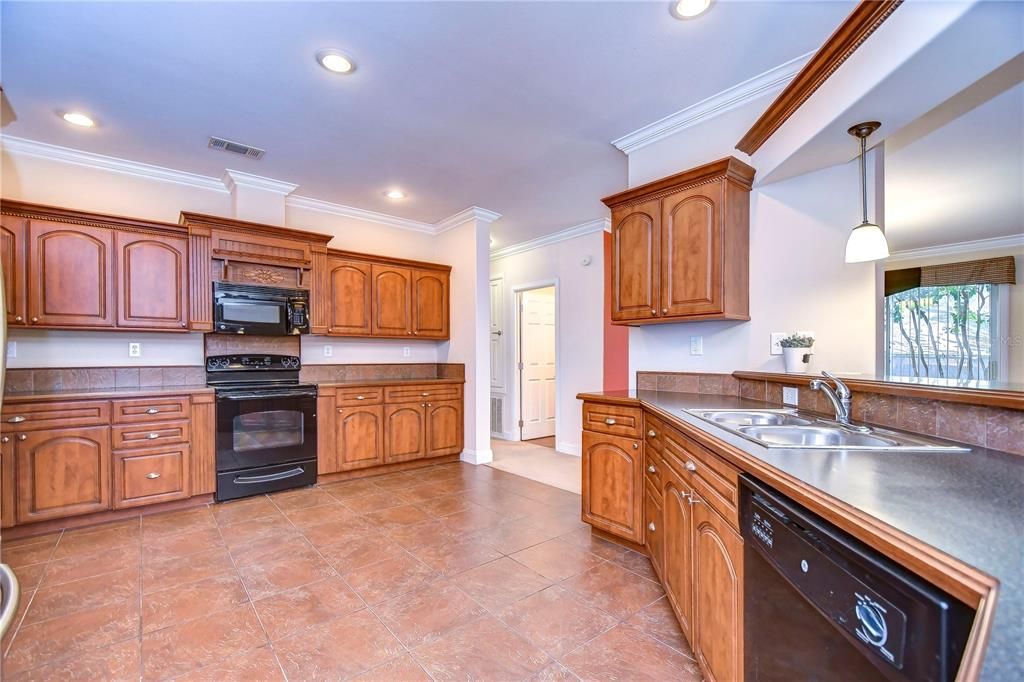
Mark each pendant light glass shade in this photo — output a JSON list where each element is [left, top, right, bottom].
[[845, 221, 889, 262], [845, 121, 889, 264]]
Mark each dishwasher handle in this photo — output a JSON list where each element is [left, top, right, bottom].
[[0, 563, 21, 638]]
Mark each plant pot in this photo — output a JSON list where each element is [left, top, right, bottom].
[[783, 347, 813, 373]]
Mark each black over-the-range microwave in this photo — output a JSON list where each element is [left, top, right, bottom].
[[212, 282, 309, 335]]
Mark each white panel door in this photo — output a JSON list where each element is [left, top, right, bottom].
[[490, 277, 505, 391], [520, 287, 556, 440]]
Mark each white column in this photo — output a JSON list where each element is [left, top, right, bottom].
[[221, 169, 298, 226]]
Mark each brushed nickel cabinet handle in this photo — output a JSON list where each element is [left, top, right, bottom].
[[647, 464, 657, 474], [648, 522, 656, 532], [0, 436, 9, 444], [145, 472, 161, 479], [685, 460, 696, 472], [145, 408, 160, 414], [647, 429, 657, 438], [421, 392, 430, 397], [632, 442, 639, 449], [17, 435, 26, 441], [604, 418, 616, 425], [147, 433, 160, 439], [650, 308, 657, 315], [356, 395, 365, 400], [30, 317, 38, 323], [13, 316, 21, 322], [689, 494, 703, 506], [662, 308, 668, 314], [6, 416, 25, 423], [180, 322, 187, 328]]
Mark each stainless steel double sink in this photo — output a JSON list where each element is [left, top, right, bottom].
[[684, 409, 970, 452]]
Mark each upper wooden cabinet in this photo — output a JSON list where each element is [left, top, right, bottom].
[[28, 220, 116, 328], [412, 269, 449, 339], [116, 232, 189, 330], [326, 258, 372, 335], [602, 157, 754, 325], [372, 264, 413, 336], [1, 215, 27, 325]]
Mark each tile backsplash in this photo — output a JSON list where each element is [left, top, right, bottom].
[[300, 363, 465, 383], [4, 366, 206, 393]]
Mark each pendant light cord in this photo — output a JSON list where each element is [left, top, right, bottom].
[[860, 135, 868, 224]]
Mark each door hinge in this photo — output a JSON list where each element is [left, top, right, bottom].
[[517, 362, 524, 371], [518, 420, 524, 428]]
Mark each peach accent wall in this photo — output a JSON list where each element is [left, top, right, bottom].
[[603, 232, 629, 391]]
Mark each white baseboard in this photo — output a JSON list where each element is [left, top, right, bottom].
[[556, 441, 581, 456], [461, 448, 494, 465], [490, 431, 517, 441]]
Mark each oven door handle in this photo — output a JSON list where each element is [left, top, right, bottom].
[[233, 467, 307, 485], [220, 391, 318, 400]]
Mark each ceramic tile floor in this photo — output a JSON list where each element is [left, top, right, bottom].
[[1, 462, 701, 681]]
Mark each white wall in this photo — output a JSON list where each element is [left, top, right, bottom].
[[6, 330, 203, 368], [626, 108, 879, 384], [490, 230, 605, 455]]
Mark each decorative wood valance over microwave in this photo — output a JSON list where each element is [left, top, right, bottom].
[[884, 256, 1017, 296]]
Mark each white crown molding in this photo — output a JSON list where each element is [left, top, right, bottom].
[[222, 169, 298, 195], [434, 206, 503, 234], [1, 135, 228, 193], [286, 195, 436, 233], [886, 234, 1024, 264], [490, 217, 610, 261], [610, 51, 814, 155]]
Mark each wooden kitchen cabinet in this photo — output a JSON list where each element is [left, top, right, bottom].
[[372, 264, 413, 336], [1, 435, 15, 529], [1, 215, 27, 326], [15, 426, 112, 523], [424, 400, 463, 457], [115, 231, 189, 330], [112, 444, 190, 509], [692, 496, 744, 682], [27, 220, 116, 328], [383, 403, 426, 463], [581, 430, 643, 544], [334, 404, 385, 471], [602, 157, 754, 324], [327, 258, 373, 336], [412, 269, 449, 338], [644, 481, 663, 580], [662, 470, 696, 642]]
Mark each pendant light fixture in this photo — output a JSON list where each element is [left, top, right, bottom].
[[845, 121, 889, 263]]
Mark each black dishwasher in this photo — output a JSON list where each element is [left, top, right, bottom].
[[740, 475, 974, 682]]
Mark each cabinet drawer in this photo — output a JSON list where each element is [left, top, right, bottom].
[[662, 426, 740, 529], [583, 402, 642, 438], [112, 420, 190, 450], [384, 383, 462, 404], [644, 478, 664, 581], [113, 445, 190, 509], [644, 449, 664, 494], [3, 400, 110, 431], [112, 396, 191, 424], [644, 414, 665, 451], [336, 386, 384, 407]]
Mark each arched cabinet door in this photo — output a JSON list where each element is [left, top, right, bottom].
[[383, 403, 425, 463], [424, 400, 462, 457], [336, 405, 385, 470], [328, 258, 372, 336], [16, 426, 111, 523], [28, 220, 115, 328], [661, 475, 695, 641], [692, 498, 744, 682], [581, 431, 642, 542], [371, 264, 412, 337], [660, 183, 723, 317], [1, 215, 27, 325], [610, 198, 660, 322], [116, 232, 189, 329], [412, 270, 449, 339]]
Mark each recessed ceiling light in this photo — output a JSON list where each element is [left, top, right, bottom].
[[384, 189, 406, 200], [61, 111, 95, 128], [671, 0, 712, 19], [316, 49, 356, 74]]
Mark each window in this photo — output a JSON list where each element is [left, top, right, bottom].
[[884, 284, 1003, 381]]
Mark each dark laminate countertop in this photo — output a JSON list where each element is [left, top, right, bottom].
[[315, 378, 464, 388], [579, 389, 1024, 681], [3, 384, 214, 403]]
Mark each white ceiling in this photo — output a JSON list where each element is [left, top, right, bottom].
[[0, 1, 852, 246]]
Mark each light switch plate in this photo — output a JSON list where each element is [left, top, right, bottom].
[[129, 342, 142, 357], [690, 336, 703, 355], [323, 345, 333, 357], [770, 332, 786, 356], [783, 386, 799, 405], [403, 346, 411, 358]]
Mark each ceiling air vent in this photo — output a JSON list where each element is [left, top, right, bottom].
[[207, 136, 265, 160]]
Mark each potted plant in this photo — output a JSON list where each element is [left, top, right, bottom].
[[780, 333, 815, 374]]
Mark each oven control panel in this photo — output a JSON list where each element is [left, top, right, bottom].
[[206, 355, 301, 372]]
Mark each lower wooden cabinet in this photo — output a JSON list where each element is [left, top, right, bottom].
[[15, 426, 111, 523], [1, 436, 15, 529], [334, 405, 385, 471], [425, 400, 463, 457], [384, 403, 427, 463], [662, 471, 695, 642], [581, 430, 643, 543], [113, 445, 190, 509], [644, 482, 663, 580]]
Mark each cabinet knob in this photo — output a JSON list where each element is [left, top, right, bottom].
[[408, 331, 413, 335], [0, 436, 9, 444], [685, 460, 696, 472], [427, 403, 432, 407], [604, 418, 616, 425], [17, 435, 26, 441], [413, 331, 419, 335], [662, 308, 668, 314], [421, 392, 430, 397], [180, 322, 187, 328], [145, 408, 160, 414], [147, 432, 160, 440], [145, 472, 161, 479], [648, 522, 656, 532], [650, 309, 657, 315], [647, 464, 657, 474], [30, 317, 38, 323], [6, 416, 26, 423], [632, 442, 639, 449], [647, 429, 657, 438], [13, 315, 22, 322]]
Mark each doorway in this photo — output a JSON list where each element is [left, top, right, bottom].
[[517, 285, 556, 445]]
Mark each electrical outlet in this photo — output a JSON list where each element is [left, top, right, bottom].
[[6, 341, 16, 359], [770, 332, 786, 356], [783, 386, 799, 406], [402, 346, 411, 358], [128, 342, 142, 357], [689, 336, 703, 355], [323, 345, 333, 357]]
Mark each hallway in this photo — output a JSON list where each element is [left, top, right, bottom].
[[488, 439, 581, 494]]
